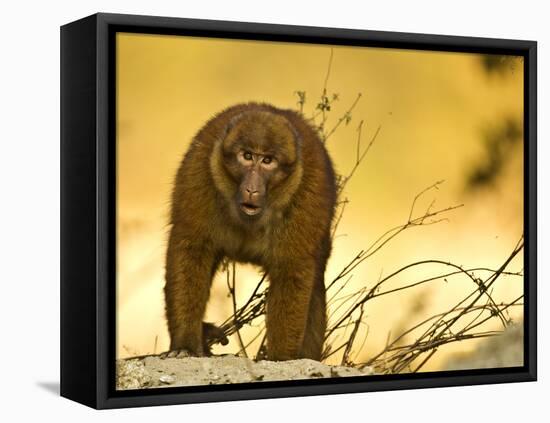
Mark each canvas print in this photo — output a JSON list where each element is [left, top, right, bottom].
[[115, 33, 524, 390]]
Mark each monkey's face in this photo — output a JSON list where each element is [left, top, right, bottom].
[[221, 112, 300, 223]]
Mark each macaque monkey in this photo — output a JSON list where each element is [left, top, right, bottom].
[[164, 103, 336, 361]]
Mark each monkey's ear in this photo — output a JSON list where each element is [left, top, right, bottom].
[[285, 120, 303, 160]]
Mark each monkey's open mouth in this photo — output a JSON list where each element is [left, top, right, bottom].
[[240, 202, 263, 216]]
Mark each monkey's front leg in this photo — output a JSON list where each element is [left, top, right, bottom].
[[266, 260, 316, 361], [164, 232, 218, 356]]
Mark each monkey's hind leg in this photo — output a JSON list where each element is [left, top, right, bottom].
[[202, 322, 229, 355]]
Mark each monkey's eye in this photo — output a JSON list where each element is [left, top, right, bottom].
[[243, 151, 253, 161], [262, 156, 272, 164]]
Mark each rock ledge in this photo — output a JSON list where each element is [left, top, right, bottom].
[[117, 354, 374, 390]]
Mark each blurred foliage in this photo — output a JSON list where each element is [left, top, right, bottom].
[[466, 117, 523, 191], [466, 54, 523, 192], [480, 54, 520, 77]]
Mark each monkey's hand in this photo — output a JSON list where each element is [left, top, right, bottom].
[[159, 349, 193, 359], [160, 322, 229, 359]]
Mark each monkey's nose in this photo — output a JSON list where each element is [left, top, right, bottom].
[[246, 188, 259, 199]]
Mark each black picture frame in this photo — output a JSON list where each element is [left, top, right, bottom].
[[60, 12, 537, 409]]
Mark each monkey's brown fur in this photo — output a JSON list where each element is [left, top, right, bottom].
[[164, 103, 337, 361]]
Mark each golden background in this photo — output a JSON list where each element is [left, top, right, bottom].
[[116, 32, 524, 371]]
